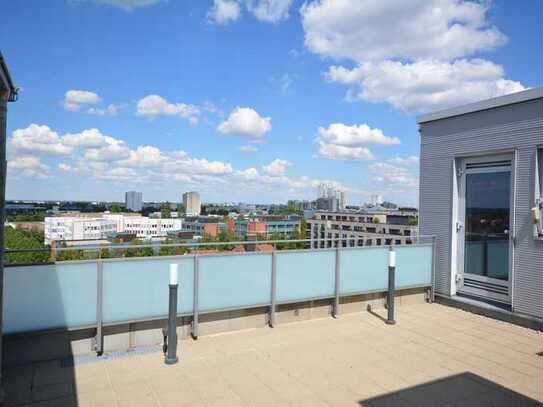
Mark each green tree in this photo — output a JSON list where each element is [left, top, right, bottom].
[[4, 226, 49, 265], [11, 213, 46, 222], [158, 239, 188, 256], [109, 204, 122, 213], [407, 217, 419, 226], [161, 202, 171, 218], [124, 239, 153, 257]]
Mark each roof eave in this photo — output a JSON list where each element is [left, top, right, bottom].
[[0, 52, 18, 102], [416, 87, 543, 124]]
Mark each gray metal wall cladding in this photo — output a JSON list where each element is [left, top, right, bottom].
[[419, 98, 543, 320]]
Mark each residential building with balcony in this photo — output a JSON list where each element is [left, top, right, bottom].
[[307, 210, 416, 248]]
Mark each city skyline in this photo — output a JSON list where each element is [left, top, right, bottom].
[[3, 0, 542, 207]]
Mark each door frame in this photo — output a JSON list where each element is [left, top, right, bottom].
[[455, 153, 515, 304]]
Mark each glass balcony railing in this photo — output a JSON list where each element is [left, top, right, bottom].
[[3, 237, 435, 337]]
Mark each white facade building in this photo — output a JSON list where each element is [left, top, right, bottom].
[[44, 217, 117, 245], [125, 191, 143, 212], [183, 191, 201, 216], [44, 214, 182, 244], [103, 214, 182, 239]]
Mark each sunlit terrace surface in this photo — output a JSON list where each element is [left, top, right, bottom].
[[4, 303, 543, 407]]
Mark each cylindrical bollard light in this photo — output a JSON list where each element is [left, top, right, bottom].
[[165, 264, 179, 364], [386, 247, 396, 325]]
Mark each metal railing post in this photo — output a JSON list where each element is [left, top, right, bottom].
[[192, 254, 199, 339], [94, 260, 104, 355], [333, 246, 341, 317], [386, 246, 396, 325], [269, 248, 277, 327], [165, 264, 179, 364]]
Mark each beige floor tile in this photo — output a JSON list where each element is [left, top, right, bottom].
[[5, 303, 542, 407], [113, 381, 159, 407], [76, 388, 117, 407]]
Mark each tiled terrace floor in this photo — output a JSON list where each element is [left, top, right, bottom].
[[4, 303, 543, 406]]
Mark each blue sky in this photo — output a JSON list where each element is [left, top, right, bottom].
[[2, 0, 541, 206]]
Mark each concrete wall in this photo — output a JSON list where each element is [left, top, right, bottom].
[[2, 287, 427, 367]]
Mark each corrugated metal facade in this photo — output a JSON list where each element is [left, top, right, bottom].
[[419, 98, 543, 320]]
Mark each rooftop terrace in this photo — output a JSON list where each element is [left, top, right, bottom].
[[4, 303, 543, 407]]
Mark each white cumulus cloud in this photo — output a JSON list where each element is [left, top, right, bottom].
[[217, 107, 272, 140], [10, 124, 72, 155], [246, 0, 293, 23], [262, 158, 292, 176], [207, 0, 241, 24], [327, 59, 525, 113], [301, 0, 525, 113], [315, 123, 399, 161], [136, 94, 200, 120], [61, 90, 101, 112], [369, 162, 419, 188], [300, 0, 506, 62]]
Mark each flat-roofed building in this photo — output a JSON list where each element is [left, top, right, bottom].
[[183, 191, 201, 216], [307, 210, 416, 248], [44, 217, 117, 244], [125, 191, 143, 212], [44, 214, 182, 244]]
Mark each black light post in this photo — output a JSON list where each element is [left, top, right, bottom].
[[165, 263, 179, 364], [386, 246, 396, 325]]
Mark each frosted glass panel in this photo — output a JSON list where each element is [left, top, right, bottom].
[[341, 248, 388, 294], [277, 251, 335, 302], [199, 254, 272, 311], [103, 257, 193, 323], [395, 245, 433, 287], [3, 263, 97, 334]]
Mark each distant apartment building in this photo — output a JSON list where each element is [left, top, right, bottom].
[[307, 210, 416, 249], [44, 214, 182, 244], [369, 194, 383, 207], [317, 183, 345, 211], [178, 215, 300, 239], [124, 191, 143, 212], [315, 196, 339, 212], [235, 216, 301, 237], [183, 191, 201, 216], [287, 200, 314, 211], [181, 217, 228, 238]]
